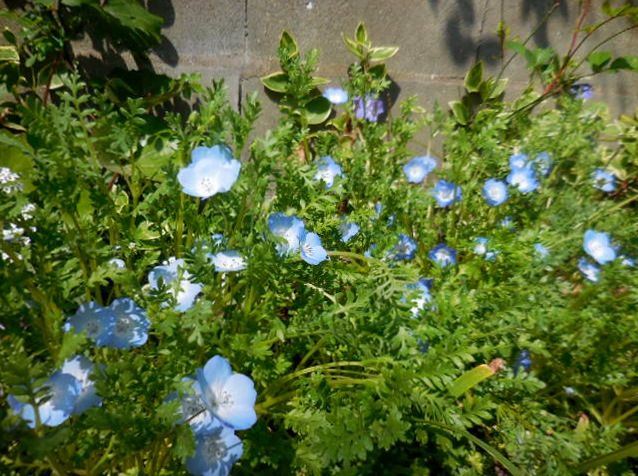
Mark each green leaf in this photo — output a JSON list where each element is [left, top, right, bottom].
[[587, 51, 612, 73], [310, 76, 331, 87], [342, 33, 362, 58], [448, 364, 495, 397], [449, 100, 469, 125], [368, 46, 399, 62], [280, 31, 299, 56], [303, 96, 332, 125], [574, 440, 638, 473], [0, 45, 19, 63], [260, 71, 289, 93], [355, 22, 368, 45], [368, 64, 387, 80], [134, 221, 160, 241], [464, 61, 483, 93], [609, 55, 638, 72], [506, 40, 535, 66]]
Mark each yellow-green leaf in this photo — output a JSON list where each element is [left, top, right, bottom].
[[448, 364, 495, 397]]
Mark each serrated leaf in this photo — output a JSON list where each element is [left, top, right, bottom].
[[260, 71, 289, 93], [304, 96, 332, 125], [134, 221, 160, 241], [464, 61, 483, 93], [368, 46, 399, 62], [448, 364, 495, 397]]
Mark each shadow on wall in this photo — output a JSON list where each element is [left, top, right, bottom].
[[429, 0, 571, 66]]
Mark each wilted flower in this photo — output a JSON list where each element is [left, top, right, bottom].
[[507, 165, 539, 194], [592, 168, 617, 193], [482, 179, 508, 206], [339, 221, 360, 243], [578, 257, 600, 283], [353, 95, 385, 122], [194, 355, 257, 430], [391, 234, 417, 260], [323, 87, 348, 105], [583, 230, 616, 265], [268, 213, 305, 255], [178, 145, 241, 199], [208, 250, 247, 272], [300, 231, 328, 265], [314, 156, 343, 189], [429, 243, 457, 267], [186, 424, 244, 476], [432, 180, 462, 207], [149, 257, 203, 312], [403, 156, 437, 184]]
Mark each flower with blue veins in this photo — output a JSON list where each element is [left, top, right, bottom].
[[534, 243, 550, 258], [107, 298, 150, 349], [323, 87, 348, 105], [64, 302, 115, 347], [509, 153, 529, 170], [534, 152, 552, 176], [61, 355, 102, 415], [391, 234, 417, 260], [208, 250, 247, 272], [177, 377, 220, 435], [482, 179, 509, 206], [507, 165, 539, 193], [432, 180, 462, 207], [313, 156, 343, 189], [592, 168, 617, 193], [149, 257, 203, 312], [514, 350, 532, 375], [178, 145, 241, 199], [403, 156, 437, 184], [300, 231, 328, 265], [268, 213, 306, 255], [353, 94, 385, 122], [583, 229, 616, 265], [429, 243, 457, 267], [578, 257, 600, 282], [195, 355, 257, 430], [186, 423, 243, 476], [339, 220, 360, 243], [8, 372, 80, 428]]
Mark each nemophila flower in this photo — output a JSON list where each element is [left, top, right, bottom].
[[583, 229, 616, 265], [149, 257, 203, 312], [108, 258, 126, 269], [432, 180, 462, 207], [339, 221, 360, 243], [534, 243, 550, 258], [391, 234, 417, 260], [620, 255, 636, 267], [570, 83, 593, 100], [65, 302, 115, 347], [509, 153, 529, 170], [268, 213, 305, 255], [535, 152, 552, 177], [8, 372, 80, 428], [592, 168, 617, 192], [0, 166, 23, 193], [514, 350, 532, 375], [61, 355, 101, 415], [403, 156, 437, 184], [314, 156, 343, 189], [194, 355, 257, 430], [323, 87, 348, 105], [474, 237, 488, 255], [3, 223, 25, 242], [108, 298, 150, 349], [374, 201, 383, 217], [482, 179, 508, 206], [300, 231, 328, 265], [21, 203, 36, 220], [578, 257, 600, 283], [178, 145, 241, 199], [507, 165, 539, 193], [353, 94, 385, 122], [209, 250, 247, 272], [178, 377, 219, 435], [429, 243, 457, 267], [407, 278, 433, 317], [186, 424, 243, 476], [500, 216, 515, 229]]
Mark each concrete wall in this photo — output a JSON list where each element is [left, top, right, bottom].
[[8, 1, 638, 126]]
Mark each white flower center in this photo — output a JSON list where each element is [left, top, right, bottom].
[[203, 434, 228, 462], [200, 176, 218, 195], [115, 316, 134, 336]]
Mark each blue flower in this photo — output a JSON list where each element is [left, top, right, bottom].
[[473, 237, 489, 255], [482, 179, 508, 206], [583, 229, 616, 265], [313, 156, 343, 189], [500, 216, 515, 229], [300, 231, 328, 265], [509, 153, 529, 170], [534, 243, 549, 258], [107, 298, 150, 349], [407, 278, 433, 317], [429, 243, 457, 267], [621, 255, 636, 267], [432, 180, 462, 207], [178, 145, 241, 199], [534, 152, 553, 177], [391, 234, 417, 260], [353, 95, 385, 122], [507, 165, 539, 193], [149, 257, 203, 312], [268, 213, 306, 255], [108, 258, 126, 269], [403, 156, 437, 184], [195, 355, 257, 430], [592, 168, 617, 192], [578, 257, 600, 282], [570, 83, 593, 100], [364, 243, 378, 258], [186, 423, 243, 476], [323, 87, 348, 105], [339, 221, 360, 243], [60, 355, 101, 415], [208, 250, 247, 272], [514, 350, 532, 375], [178, 377, 221, 436], [374, 202, 383, 217], [8, 372, 80, 428], [64, 302, 115, 347]]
